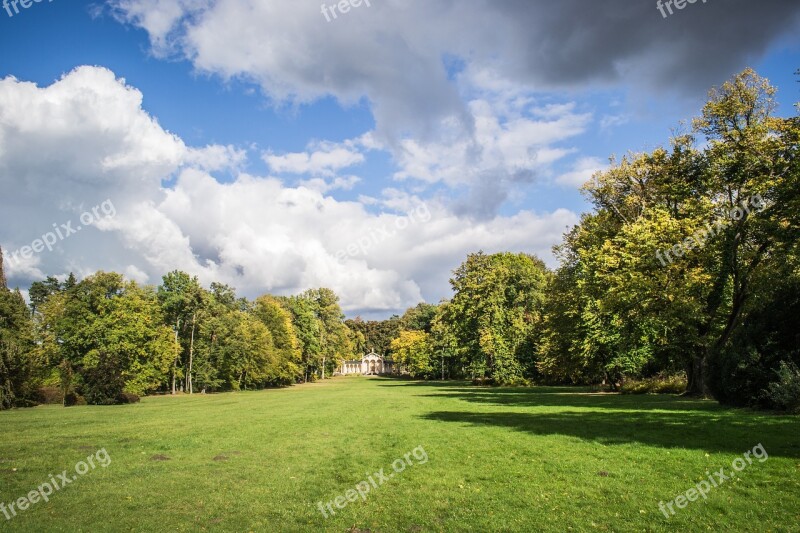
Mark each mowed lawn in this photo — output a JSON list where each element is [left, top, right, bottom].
[[1, 378, 799, 532]]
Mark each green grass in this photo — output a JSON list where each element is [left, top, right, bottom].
[[1, 377, 799, 532]]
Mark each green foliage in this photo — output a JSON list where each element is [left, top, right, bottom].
[[28, 275, 62, 315], [0, 287, 36, 409], [356, 315, 403, 357], [761, 361, 800, 414], [391, 330, 435, 378], [446, 252, 548, 384], [252, 295, 303, 385], [401, 303, 438, 333], [620, 374, 688, 395], [281, 295, 322, 381], [539, 68, 800, 408], [38, 273, 178, 404], [294, 288, 353, 378]]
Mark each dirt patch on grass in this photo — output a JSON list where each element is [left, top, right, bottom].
[[213, 455, 228, 461], [150, 454, 171, 461]]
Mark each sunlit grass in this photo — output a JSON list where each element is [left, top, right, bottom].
[[1, 377, 798, 532]]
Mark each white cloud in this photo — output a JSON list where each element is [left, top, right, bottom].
[[0, 67, 579, 315], [107, 0, 800, 143], [185, 144, 247, 172], [556, 157, 610, 188], [265, 141, 365, 177]]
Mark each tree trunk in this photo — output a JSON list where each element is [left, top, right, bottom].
[[171, 318, 180, 395], [186, 312, 196, 395], [686, 351, 708, 397]]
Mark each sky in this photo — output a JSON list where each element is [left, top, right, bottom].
[[0, 0, 798, 319]]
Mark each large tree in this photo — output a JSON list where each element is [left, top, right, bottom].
[[542, 69, 799, 401], [157, 271, 205, 394], [252, 295, 303, 385], [447, 252, 549, 384], [0, 286, 36, 409], [38, 273, 178, 404]]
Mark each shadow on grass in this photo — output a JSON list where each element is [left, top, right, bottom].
[[379, 378, 713, 411], [424, 387, 717, 412], [419, 409, 800, 457]]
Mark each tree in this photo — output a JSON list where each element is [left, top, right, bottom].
[[344, 317, 368, 356], [252, 295, 303, 385], [28, 276, 62, 316], [295, 288, 353, 379], [541, 69, 799, 403], [391, 330, 435, 379], [401, 303, 438, 333], [38, 273, 178, 404], [447, 252, 549, 384], [157, 271, 205, 394], [280, 295, 321, 382], [0, 287, 36, 409]]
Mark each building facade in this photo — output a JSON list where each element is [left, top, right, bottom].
[[338, 351, 397, 375]]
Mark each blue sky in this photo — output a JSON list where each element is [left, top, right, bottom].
[[0, 0, 798, 317]]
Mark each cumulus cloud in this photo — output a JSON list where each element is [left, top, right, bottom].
[[0, 67, 577, 316], [556, 157, 611, 189], [109, 0, 800, 134], [265, 140, 365, 177], [105, 0, 800, 218]]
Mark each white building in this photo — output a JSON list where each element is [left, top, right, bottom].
[[338, 351, 397, 375]]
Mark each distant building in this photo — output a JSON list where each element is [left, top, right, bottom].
[[338, 350, 398, 375]]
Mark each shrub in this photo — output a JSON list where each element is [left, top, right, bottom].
[[500, 376, 530, 387], [760, 361, 800, 414], [82, 355, 126, 405], [36, 386, 64, 405], [708, 275, 800, 407], [64, 392, 87, 407], [621, 374, 687, 395], [116, 392, 140, 404]]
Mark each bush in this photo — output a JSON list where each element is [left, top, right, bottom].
[[760, 361, 800, 414], [621, 374, 687, 395], [64, 392, 87, 407], [500, 376, 530, 387], [708, 274, 800, 407], [36, 386, 64, 405], [116, 392, 140, 404], [82, 355, 126, 405]]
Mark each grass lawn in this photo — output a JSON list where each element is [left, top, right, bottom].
[[1, 377, 799, 532]]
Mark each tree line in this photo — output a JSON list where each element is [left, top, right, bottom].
[[1, 69, 798, 411], [361, 69, 800, 411], [389, 69, 799, 411], [0, 268, 355, 407]]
